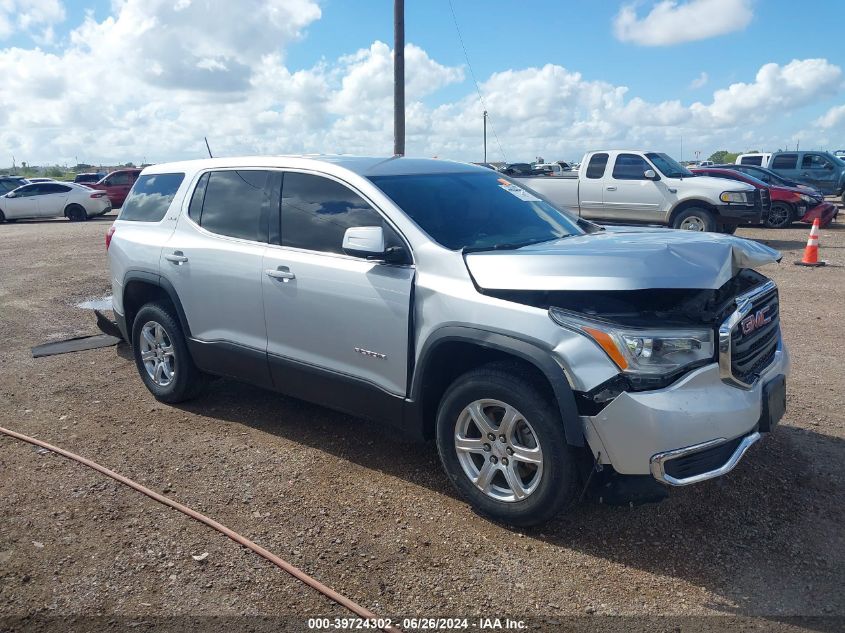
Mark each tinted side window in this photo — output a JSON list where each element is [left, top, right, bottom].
[[741, 156, 762, 165], [188, 173, 209, 223], [771, 154, 797, 169], [111, 172, 133, 185], [16, 184, 41, 197], [119, 173, 185, 222], [802, 154, 832, 170], [612, 154, 652, 180], [43, 183, 71, 194], [281, 172, 384, 255], [199, 170, 270, 242], [586, 153, 609, 179]]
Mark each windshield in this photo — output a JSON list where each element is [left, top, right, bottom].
[[646, 152, 694, 178], [369, 171, 582, 251]]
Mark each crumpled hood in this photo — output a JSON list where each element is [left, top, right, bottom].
[[465, 227, 781, 291]]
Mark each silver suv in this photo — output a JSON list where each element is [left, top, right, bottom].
[[108, 156, 790, 526]]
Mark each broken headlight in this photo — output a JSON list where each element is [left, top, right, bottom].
[[549, 308, 715, 377]]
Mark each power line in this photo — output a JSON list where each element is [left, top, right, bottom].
[[447, 0, 507, 164]]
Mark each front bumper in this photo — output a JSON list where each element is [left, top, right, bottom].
[[716, 203, 761, 224], [801, 201, 838, 227], [581, 337, 789, 480]]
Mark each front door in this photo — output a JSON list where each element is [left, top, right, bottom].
[[578, 152, 608, 220], [799, 153, 839, 195], [602, 153, 665, 223], [262, 171, 414, 405], [2, 184, 41, 219]]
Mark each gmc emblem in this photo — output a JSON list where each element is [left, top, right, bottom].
[[741, 307, 772, 336]]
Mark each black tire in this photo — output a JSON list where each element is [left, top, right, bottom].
[[65, 204, 88, 222], [435, 363, 580, 527], [0, 209, 5, 223], [131, 303, 207, 403], [719, 223, 738, 234], [763, 202, 794, 229], [672, 207, 717, 232]]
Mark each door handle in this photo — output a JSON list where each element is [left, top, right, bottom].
[[164, 251, 188, 264], [606, 186, 617, 191], [266, 266, 295, 282]]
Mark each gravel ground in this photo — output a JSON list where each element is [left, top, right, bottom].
[[1, 210, 843, 632]]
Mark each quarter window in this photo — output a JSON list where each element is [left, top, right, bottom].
[[188, 173, 209, 223], [281, 172, 386, 255], [612, 154, 652, 180], [195, 170, 271, 242], [119, 173, 185, 222], [771, 154, 797, 170], [585, 153, 609, 179], [740, 156, 763, 165]]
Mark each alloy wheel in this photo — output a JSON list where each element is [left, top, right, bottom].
[[139, 321, 176, 387], [679, 216, 706, 231], [454, 399, 543, 502]]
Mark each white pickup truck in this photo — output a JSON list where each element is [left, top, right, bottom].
[[515, 150, 767, 232]]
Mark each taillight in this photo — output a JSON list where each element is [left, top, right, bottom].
[[90, 192, 106, 198], [106, 224, 116, 250]]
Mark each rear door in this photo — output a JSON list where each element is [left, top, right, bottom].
[[799, 153, 839, 194], [577, 153, 608, 220], [163, 169, 274, 388], [770, 153, 799, 181], [262, 171, 414, 400], [36, 183, 72, 217], [602, 153, 665, 222]]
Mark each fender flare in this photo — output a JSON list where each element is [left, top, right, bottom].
[[410, 326, 584, 447], [121, 270, 193, 339]]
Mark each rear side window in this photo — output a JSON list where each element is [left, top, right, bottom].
[[585, 153, 608, 179], [740, 156, 763, 165], [612, 154, 651, 180], [119, 173, 185, 222], [42, 183, 72, 194], [771, 154, 797, 169], [195, 170, 271, 242], [281, 172, 384, 254]]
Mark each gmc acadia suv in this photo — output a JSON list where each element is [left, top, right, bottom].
[[107, 156, 790, 526]]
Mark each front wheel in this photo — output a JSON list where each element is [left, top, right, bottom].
[[131, 303, 207, 403], [763, 202, 794, 229], [672, 207, 717, 232], [435, 363, 580, 527], [0, 209, 5, 223]]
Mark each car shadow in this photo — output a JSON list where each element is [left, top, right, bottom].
[[5, 214, 116, 225], [174, 377, 844, 626]]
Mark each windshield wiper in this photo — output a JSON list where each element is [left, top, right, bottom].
[[462, 236, 564, 254]]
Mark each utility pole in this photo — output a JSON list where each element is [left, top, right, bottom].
[[483, 110, 488, 163], [393, 0, 405, 156]]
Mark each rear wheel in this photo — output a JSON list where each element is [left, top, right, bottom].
[[65, 204, 88, 222], [763, 202, 794, 229], [435, 363, 580, 527], [131, 303, 207, 403], [673, 207, 717, 232]]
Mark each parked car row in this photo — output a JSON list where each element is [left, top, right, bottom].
[[0, 168, 140, 223], [692, 166, 837, 229], [736, 151, 845, 204]]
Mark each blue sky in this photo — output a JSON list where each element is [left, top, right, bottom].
[[1, 0, 843, 165]]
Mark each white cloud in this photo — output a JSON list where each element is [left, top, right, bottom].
[[0, 0, 841, 167], [815, 104, 845, 129], [689, 58, 842, 126], [0, 0, 66, 40], [614, 0, 753, 46], [690, 71, 708, 89]]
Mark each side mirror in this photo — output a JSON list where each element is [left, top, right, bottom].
[[6, 192, 16, 198], [343, 226, 385, 258], [644, 169, 658, 180]]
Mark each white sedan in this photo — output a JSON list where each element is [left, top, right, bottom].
[[0, 181, 112, 223]]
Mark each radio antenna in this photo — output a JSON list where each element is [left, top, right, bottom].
[[204, 137, 213, 158]]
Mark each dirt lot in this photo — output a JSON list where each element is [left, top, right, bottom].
[[1, 210, 844, 632]]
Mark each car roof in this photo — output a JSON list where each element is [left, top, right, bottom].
[[141, 155, 484, 178]]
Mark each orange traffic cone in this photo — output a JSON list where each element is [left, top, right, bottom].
[[795, 219, 826, 267]]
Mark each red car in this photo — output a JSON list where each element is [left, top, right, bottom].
[[692, 167, 838, 229], [89, 169, 141, 208]]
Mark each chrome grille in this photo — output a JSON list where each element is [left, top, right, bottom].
[[719, 280, 780, 389]]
